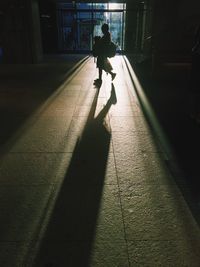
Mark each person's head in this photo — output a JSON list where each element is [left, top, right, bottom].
[[101, 23, 109, 34]]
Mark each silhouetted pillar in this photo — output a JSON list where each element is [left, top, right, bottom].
[[29, 0, 43, 63], [152, 0, 179, 68], [0, 0, 42, 63], [124, 2, 138, 53], [125, 0, 154, 56]]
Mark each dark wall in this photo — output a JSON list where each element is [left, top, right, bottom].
[[125, 0, 153, 56], [39, 0, 58, 53], [30, 0, 43, 62], [124, 2, 138, 53], [125, 0, 200, 64], [0, 0, 42, 63], [152, 0, 200, 60], [0, 1, 32, 63]]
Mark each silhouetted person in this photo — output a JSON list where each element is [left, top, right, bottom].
[[94, 23, 116, 83], [190, 24, 200, 123]]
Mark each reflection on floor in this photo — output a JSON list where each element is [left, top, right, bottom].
[[0, 55, 200, 266]]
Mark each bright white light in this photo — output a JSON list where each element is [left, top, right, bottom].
[[109, 3, 123, 10]]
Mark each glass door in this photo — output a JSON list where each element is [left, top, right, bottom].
[[107, 11, 124, 51], [57, 9, 77, 51], [57, 3, 126, 53], [77, 11, 93, 50]]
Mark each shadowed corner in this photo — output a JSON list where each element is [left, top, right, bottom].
[[32, 84, 117, 267], [0, 56, 89, 157]]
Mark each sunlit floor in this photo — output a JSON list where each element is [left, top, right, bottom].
[[0, 55, 200, 266]]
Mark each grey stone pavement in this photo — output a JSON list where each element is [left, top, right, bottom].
[[0, 55, 200, 266]]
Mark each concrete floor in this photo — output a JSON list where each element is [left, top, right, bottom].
[[0, 55, 200, 266], [130, 57, 200, 222]]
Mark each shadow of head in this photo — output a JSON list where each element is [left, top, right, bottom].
[[93, 79, 102, 88]]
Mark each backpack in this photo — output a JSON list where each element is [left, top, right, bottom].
[[92, 36, 101, 57], [107, 41, 117, 58]]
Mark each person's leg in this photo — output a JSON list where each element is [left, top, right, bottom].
[[94, 67, 102, 86], [99, 68, 102, 80], [106, 61, 116, 80], [104, 57, 116, 81], [111, 71, 116, 81], [107, 70, 116, 81]]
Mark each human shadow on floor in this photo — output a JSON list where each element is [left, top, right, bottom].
[[33, 84, 117, 267], [93, 79, 102, 89]]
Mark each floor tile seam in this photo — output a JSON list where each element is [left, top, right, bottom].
[[69, 76, 101, 134], [0, 184, 56, 247], [8, 150, 76, 153], [14, 239, 129, 244], [0, 105, 76, 156], [27, 78, 90, 123], [110, 116, 143, 119], [113, 163, 171, 177], [22, 58, 91, 120], [72, 74, 98, 119], [1, 152, 73, 155], [62, 182, 118, 185], [120, 57, 166, 150], [22, 115, 75, 119], [121, 58, 141, 111], [107, 156, 133, 251], [109, 60, 183, 263], [0, 240, 34, 243], [0, 241, 29, 243], [118, 184, 186, 200], [23, 182, 61, 254], [0, 183, 55, 187], [111, 130, 153, 133], [111, 129, 156, 134], [110, 115, 145, 117], [9, 107, 80, 153], [109, 113, 145, 116], [74, 104, 105, 108], [0, 115, 59, 155], [112, 149, 164, 154], [125, 238, 199, 242], [109, 104, 142, 107], [0, 239, 128, 243], [116, 180, 179, 186], [110, 124, 131, 267], [122, 57, 184, 184], [111, 138, 162, 151], [113, 150, 165, 155], [5, 148, 163, 153], [53, 183, 119, 188]]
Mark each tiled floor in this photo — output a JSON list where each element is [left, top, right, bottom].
[[0, 56, 200, 267]]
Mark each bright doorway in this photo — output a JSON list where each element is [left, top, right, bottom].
[[57, 3, 126, 53]]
